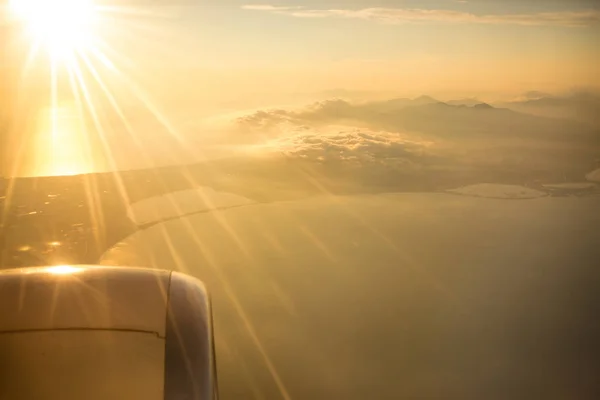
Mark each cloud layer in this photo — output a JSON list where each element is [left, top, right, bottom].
[[231, 94, 600, 184], [260, 129, 435, 168], [235, 97, 596, 146], [242, 5, 600, 27]]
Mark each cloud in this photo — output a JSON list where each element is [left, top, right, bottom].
[[236, 108, 302, 130], [233, 101, 436, 163], [258, 128, 436, 169], [230, 95, 600, 182], [241, 5, 301, 11], [242, 5, 600, 27], [235, 98, 384, 132], [235, 95, 600, 147]]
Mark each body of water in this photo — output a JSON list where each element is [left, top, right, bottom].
[[102, 193, 600, 400]]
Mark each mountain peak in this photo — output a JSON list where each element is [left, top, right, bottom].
[[413, 95, 438, 104], [473, 103, 494, 109], [447, 98, 482, 107]]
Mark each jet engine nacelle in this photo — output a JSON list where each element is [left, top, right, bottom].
[[0, 266, 218, 399]]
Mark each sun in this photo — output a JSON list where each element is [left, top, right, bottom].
[[10, 0, 98, 59], [5, 0, 180, 179]]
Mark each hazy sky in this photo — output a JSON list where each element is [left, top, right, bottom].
[[3, 0, 600, 176], [6, 0, 600, 102], [124, 0, 600, 97]]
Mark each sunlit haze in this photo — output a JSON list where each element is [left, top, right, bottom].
[[1, 2, 600, 399], [0, 0, 598, 176]]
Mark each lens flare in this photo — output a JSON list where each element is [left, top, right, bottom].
[[4, 0, 189, 180], [10, 0, 98, 60]]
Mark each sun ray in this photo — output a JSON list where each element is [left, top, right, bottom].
[[50, 53, 58, 153], [68, 53, 129, 198], [67, 64, 134, 257], [5, 0, 189, 178], [68, 55, 128, 249], [65, 63, 105, 252], [20, 41, 42, 80], [3, 0, 212, 270], [171, 215, 293, 400], [80, 53, 156, 172]]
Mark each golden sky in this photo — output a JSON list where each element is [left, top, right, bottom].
[[2, 0, 599, 176]]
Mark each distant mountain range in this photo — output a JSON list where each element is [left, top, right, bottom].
[[283, 95, 598, 146], [341, 91, 600, 129], [296, 90, 600, 131], [354, 95, 495, 115], [494, 91, 600, 128], [446, 98, 484, 107], [367, 101, 596, 144]]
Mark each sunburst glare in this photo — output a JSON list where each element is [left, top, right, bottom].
[[10, 0, 98, 61], [5, 0, 187, 178], [2, 0, 196, 265]]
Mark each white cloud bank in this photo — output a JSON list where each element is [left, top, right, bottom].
[[242, 5, 600, 27]]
